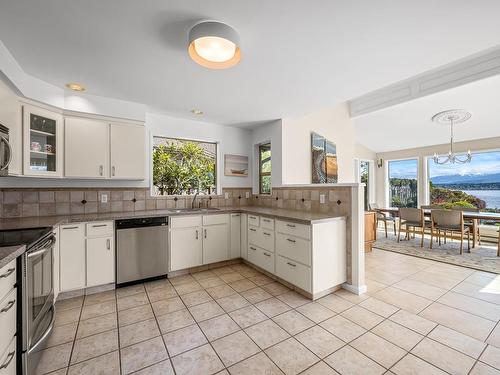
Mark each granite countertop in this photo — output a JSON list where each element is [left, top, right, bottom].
[[0, 206, 345, 231], [0, 245, 25, 269]]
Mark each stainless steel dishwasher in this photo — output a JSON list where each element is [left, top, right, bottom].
[[115, 216, 168, 286]]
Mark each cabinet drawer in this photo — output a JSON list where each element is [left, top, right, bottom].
[[248, 245, 274, 274], [259, 228, 275, 252], [248, 226, 259, 245], [0, 336, 16, 375], [276, 233, 311, 266], [86, 221, 114, 237], [276, 220, 311, 240], [0, 260, 16, 303], [203, 214, 229, 226], [0, 288, 17, 356], [171, 215, 202, 229], [248, 215, 260, 227], [261, 217, 275, 230], [276, 255, 311, 293]]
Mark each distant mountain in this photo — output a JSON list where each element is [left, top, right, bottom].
[[431, 173, 500, 185]]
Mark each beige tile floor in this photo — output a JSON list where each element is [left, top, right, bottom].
[[38, 250, 500, 375]]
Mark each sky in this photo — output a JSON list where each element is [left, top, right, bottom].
[[429, 151, 500, 177], [388, 151, 500, 178]]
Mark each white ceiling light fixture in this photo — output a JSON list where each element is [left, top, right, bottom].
[[432, 109, 472, 164], [188, 21, 241, 69]]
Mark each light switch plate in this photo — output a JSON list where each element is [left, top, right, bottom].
[[225, 192, 229, 199], [101, 194, 108, 203], [319, 194, 325, 204], [245, 192, 250, 198]]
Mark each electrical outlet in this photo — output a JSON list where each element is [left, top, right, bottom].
[[101, 194, 108, 203], [319, 194, 325, 204], [225, 192, 229, 199], [245, 192, 250, 198]]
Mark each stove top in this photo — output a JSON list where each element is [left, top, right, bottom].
[[0, 227, 52, 248]]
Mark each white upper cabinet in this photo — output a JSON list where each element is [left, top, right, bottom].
[[64, 117, 109, 178], [23, 104, 64, 177], [110, 123, 145, 180]]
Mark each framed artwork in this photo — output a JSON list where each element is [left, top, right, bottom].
[[311, 132, 338, 183], [224, 154, 249, 176]]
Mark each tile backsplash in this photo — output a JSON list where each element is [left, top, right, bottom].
[[0, 187, 252, 218]]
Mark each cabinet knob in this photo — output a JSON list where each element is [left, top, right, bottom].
[[112, 166, 116, 176], [204, 229, 207, 238], [106, 239, 111, 250], [195, 230, 199, 240], [99, 165, 103, 176]]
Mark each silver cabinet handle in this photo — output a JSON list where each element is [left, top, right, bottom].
[[286, 223, 296, 228], [92, 224, 107, 228], [249, 246, 256, 251], [263, 252, 271, 257], [249, 228, 256, 232], [232, 214, 240, 217], [263, 218, 271, 222], [0, 350, 15, 370], [0, 136, 12, 171], [287, 262, 296, 267], [0, 268, 15, 279], [0, 300, 15, 313], [63, 226, 79, 230], [195, 230, 198, 239], [287, 238, 296, 243], [106, 239, 111, 250], [204, 229, 207, 239], [112, 166, 116, 176], [263, 232, 271, 236], [249, 216, 256, 219], [99, 165, 103, 176]]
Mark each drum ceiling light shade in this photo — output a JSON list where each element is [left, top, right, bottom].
[[188, 21, 241, 69]]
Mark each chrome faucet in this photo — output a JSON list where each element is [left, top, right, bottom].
[[191, 192, 200, 209]]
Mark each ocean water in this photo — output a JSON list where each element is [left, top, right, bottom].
[[459, 190, 500, 209]]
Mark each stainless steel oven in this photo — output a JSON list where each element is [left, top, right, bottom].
[[0, 123, 12, 176], [20, 231, 55, 375]]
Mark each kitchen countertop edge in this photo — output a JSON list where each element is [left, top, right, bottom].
[[0, 244, 26, 269]]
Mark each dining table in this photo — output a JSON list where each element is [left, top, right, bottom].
[[374, 207, 500, 257]]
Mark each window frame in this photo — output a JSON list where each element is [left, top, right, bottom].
[[259, 143, 271, 195], [151, 135, 218, 196], [386, 157, 419, 208]]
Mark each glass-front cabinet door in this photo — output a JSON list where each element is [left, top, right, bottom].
[[23, 104, 63, 176]]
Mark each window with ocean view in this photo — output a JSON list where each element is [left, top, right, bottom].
[[428, 150, 500, 213], [388, 159, 418, 208]]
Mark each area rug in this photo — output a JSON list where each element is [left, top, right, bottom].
[[373, 233, 500, 274]]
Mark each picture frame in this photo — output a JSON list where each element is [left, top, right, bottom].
[[224, 154, 249, 177]]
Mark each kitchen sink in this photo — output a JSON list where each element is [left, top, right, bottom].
[[169, 207, 221, 213]]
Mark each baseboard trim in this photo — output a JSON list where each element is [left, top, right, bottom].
[[342, 283, 367, 295]]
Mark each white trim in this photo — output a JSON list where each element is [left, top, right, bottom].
[[342, 282, 367, 295]]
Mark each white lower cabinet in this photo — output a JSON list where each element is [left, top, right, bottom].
[[246, 216, 346, 297], [170, 227, 202, 271], [276, 255, 311, 293], [203, 224, 229, 264], [86, 237, 114, 287], [230, 213, 241, 259], [60, 224, 86, 291], [59, 221, 114, 292], [248, 245, 274, 274], [53, 227, 60, 300], [240, 214, 248, 260], [0, 336, 16, 375]]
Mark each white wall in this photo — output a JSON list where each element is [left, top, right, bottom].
[[250, 120, 282, 193], [375, 136, 500, 206], [147, 112, 252, 191], [281, 102, 357, 184]]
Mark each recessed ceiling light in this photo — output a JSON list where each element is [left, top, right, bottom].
[[65, 82, 86, 92], [188, 21, 241, 69], [191, 109, 203, 115]]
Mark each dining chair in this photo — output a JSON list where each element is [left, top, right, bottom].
[[451, 206, 481, 247], [430, 209, 470, 254], [398, 207, 430, 247], [369, 203, 397, 237]]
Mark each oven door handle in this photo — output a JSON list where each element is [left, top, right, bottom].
[[29, 306, 55, 354], [29, 236, 56, 257], [27, 246, 52, 259]]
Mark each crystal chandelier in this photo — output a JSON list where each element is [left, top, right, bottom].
[[432, 109, 472, 165]]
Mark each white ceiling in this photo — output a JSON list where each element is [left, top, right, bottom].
[[2, 1, 500, 126], [353, 74, 500, 153]]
